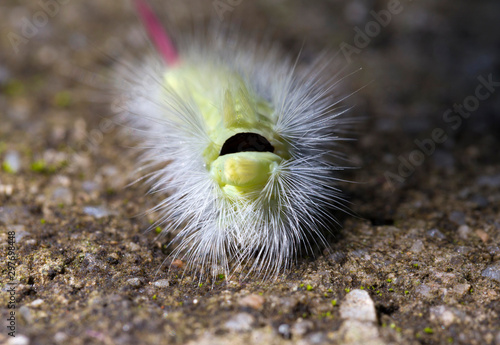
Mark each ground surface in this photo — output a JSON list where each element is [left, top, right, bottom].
[[1, 1, 500, 344]]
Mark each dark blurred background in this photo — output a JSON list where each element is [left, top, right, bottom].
[[1, 0, 499, 193]]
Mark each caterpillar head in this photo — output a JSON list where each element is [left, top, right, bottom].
[[205, 87, 290, 202], [210, 133, 281, 200]]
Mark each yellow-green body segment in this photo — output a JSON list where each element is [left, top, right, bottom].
[[164, 63, 289, 201]]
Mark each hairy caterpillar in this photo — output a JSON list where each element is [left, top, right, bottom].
[[113, 0, 354, 279]]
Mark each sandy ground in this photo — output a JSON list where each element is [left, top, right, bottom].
[[1, 0, 499, 344]]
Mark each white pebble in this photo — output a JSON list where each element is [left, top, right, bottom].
[[4, 150, 21, 173], [126, 278, 142, 287], [153, 279, 170, 288], [340, 289, 377, 322], [83, 206, 115, 218], [457, 225, 470, 239], [224, 313, 254, 332], [482, 262, 500, 283], [8, 335, 29, 345], [410, 239, 424, 253]]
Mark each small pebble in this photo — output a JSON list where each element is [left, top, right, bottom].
[[171, 259, 185, 268], [83, 206, 115, 219], [0, 184, 14, 196], [54, 332, 68, 344], [0, 206, 30, 225], [126, 278, 142, 287], [292, 319, 314, 336], [306, 332, 327, 344], [475, 229, 489, 243], [51, 187, 73, 205], [487, 246, 500, 254], [3, 150, 21, 173], [427, 228, 446, 239], [278, 296, 299, 314], [18, 306, 33, 324], [470, 195, 488, 208], [278, 324, 291, 339], [328, 251, 347, 265], [82, 181, 100, 193], [339, 289, 377, 322], [451, 283, 471, 298], [410, 239, 424, 253], [482, 262, 500, 283], [455, 246, 472, 255], [127, 242, 141, 252], [29, 299, 44, 307], [449, 211, 466, 226], [457, 225, 471, 239], [152, 279, 169, 288], [238, 294, 265, 310], [8, 335, 30, 345], [476, 174, 500, 188], [11, 225, 29, 242], [224, 313, 254, 332], [337, 320, 383, 345], [430, 305, 459, 327], [415, 284, 434, 298], [82, 253, 106, 271]]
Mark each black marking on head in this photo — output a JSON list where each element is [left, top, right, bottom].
[[220, 132, 274, 156]]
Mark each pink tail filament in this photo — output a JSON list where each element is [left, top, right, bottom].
[[134, 0, 180, 66]]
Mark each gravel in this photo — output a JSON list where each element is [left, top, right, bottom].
[[1, 1, 499, 345]]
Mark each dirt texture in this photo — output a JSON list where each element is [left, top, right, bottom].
[[1, 1, 499, 345]]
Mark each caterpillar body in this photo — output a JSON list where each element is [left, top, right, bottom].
[[113, 0, 353, 279]]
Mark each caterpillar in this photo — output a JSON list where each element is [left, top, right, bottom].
[[112, 0, 354, 279]]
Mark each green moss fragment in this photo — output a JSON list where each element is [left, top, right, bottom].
[[40, 219, 46, 224], [3, 80, 25, 97], [155, 227, 162, 234], [386, 279, 392, 283], [54, 90, 72, 108], [30, 160, 47, 173], [321, 311, 331, 318], [306, 284, 313, 291], [424, 327, 434, 334], [344, 288, 350, 293], [404, 290, 409, 295], [331, 299, 337, 307], [152, 295, 157, 300], [2, 161, 15, 174]]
